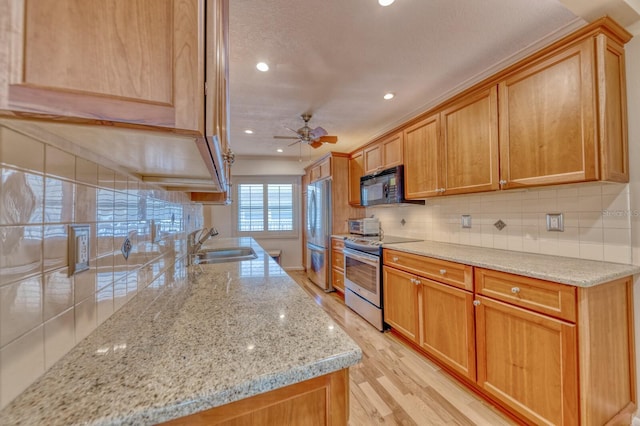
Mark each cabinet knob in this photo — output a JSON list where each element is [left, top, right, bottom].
[[439, 269, 446, 275], [473, 300, 481, 306], [414, 279, 421, 285], [392, 256, 399, 262], [499, 179, 507, 186], [410, 277, 416, 284], [439, 188, 446, 193], [511, 287, 521, 294]]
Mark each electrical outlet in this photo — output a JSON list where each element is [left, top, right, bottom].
[[68, 225, 90, 276], [461, 215, 472, 228], [546, 213, 564, 231]]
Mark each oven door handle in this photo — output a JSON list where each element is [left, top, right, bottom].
[[343, 248, 379, 266]]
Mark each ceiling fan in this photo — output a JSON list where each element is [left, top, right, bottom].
[[273, 114, 338, 148]]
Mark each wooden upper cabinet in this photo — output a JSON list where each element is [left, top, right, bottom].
[[348, 150, 364, 206], [499, 32, 629, 188], [309, 157, 330, 183], [1, 0, 204, 132], [441, 87, 499, 195], [363, 131, 403, 174], [403, 114, 440, 199]]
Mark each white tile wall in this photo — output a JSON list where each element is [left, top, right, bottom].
[[0, 124, 204, 409], [370, 182, 632, 264]]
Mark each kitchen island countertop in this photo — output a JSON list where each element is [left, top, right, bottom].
[[0, 238, 361, 425], [386, 240, 640, 287]]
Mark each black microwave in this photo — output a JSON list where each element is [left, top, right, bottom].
[[360, 165, 425, 207]]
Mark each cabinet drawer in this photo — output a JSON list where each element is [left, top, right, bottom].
[[475, 268, 576, 322], [332, 268, 344, 293], [384, 249, 472, 291], [332, 249, 344, 270], [331, 238, 345, 250]]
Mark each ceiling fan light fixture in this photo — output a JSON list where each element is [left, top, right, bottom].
[[383, 92, 395, 100], [378, 0, 395, 6], [256, 62, 269, 72]]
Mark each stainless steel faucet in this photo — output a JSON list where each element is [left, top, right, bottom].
[[187, 227, 219, 263]]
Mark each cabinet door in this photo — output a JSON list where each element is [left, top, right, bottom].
[[403, 114, 440, 198], [348, 151, 364, 205], [319, 158, 331, 180], [2, 0, 203, 131], [475, 296, 578, 426], [420, 279, 475, 381], [383, 266, 419, 343], [381, 132, 403, 169], [363, 143, 383, 174], [441, 87, 499, 195], [499, 39, 597, 188]]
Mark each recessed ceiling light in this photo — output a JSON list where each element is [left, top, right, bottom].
[[244, 129, 254, 134], [379, 0, 395, 6], [276, 148, 284, 153], [383, 92, 395, 100], [256, 62, 269, 72]]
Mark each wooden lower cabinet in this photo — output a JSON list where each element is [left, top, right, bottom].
[[383, 266, 419, 343], [382, 250, 636, 426], [420, 279, 476, 381], [161, 368, 349, 426], [475, 295, 578, 425]]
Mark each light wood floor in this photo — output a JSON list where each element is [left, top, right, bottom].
[[288, 271, 515, 426]]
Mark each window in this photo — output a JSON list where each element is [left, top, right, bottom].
[[234, 177, 299, 238]]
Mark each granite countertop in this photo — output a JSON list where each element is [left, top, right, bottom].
[[386, 240, 640, 287], [0, 238, 362, 425]]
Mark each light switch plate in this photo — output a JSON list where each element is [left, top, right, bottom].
[[546, 213, 564, 231], [461, 215, 472, 228], [68, 224, 90, 276]]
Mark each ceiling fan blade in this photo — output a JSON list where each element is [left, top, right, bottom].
[[310, 141, 323, 149], [273, 136, 300, 139], [284, 126, 302, 136], [309, 126, 328, 140], [317, 135, 338, 143], [288, 140, 301, 147]]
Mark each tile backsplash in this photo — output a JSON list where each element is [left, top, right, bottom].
[[370, 182, 631, 264], [0, 124, 203, 408]]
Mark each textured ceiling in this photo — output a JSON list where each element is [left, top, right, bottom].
[[228, 0, 582, 163]]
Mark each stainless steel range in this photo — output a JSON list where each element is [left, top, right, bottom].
[[343, 235, 422, 331]]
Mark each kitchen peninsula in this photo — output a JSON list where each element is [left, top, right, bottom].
[[0, 238, 361, 425]]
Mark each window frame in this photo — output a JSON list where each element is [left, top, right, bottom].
[[232, 176, 300, 239]]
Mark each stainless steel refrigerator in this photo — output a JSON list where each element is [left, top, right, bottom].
[[306, 178, 332, 291]]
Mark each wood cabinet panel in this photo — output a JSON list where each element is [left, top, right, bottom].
[[441, 87, 499, 195], [332, 249, 344, 271], [331, 238, 345, 251], [403, 114, 440, 198], [3, 0, 204, 131], [363, 131, 403, 174], [383, 266, 419, 343], [384, 249, 472, 291], [331, 268, 344, 294], [161, 368, 349, 425], [475, 296, 578, 426], [475, 268, 576, 322], [499, 40, 596, 188], [348, 151, 364, 206], [420, 279, 475, 381]]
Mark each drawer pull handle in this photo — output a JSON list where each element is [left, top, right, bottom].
[[410, 278, 416, 284], [414, 279, 421, 285], [439, 269, 447, 275], [473, 300, 481, 306], [511, 287, 521, 294], [392, 256, 399, 262]]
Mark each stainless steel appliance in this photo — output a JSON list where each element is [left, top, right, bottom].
[[343, 235, 422, 331], [360, 165, 425, 207], [347, 218, 380, 236], [306, 178, 332, 291]]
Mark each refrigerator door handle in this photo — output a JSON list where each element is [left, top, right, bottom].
[[309, 190, 317, 239]]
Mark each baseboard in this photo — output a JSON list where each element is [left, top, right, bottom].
[[283, 266, 304, 271]]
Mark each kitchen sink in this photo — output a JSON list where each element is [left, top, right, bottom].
[[194, 247, 258, 264]]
